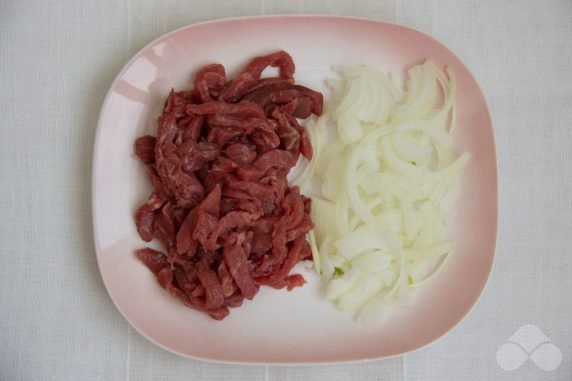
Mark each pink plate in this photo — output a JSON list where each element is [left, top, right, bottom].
[[93, 15, 497, 364]]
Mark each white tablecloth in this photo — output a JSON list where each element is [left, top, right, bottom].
[[1, 1, 571, 380]]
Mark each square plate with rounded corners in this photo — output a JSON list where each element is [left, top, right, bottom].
[[93, 15, 498, 364]]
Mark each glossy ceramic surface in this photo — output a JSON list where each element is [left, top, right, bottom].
[[93, 15, 498, 364]]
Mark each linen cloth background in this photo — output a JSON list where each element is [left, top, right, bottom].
[[1, 1, 571, 380]]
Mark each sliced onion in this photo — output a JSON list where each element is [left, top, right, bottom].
[[305, 61, 469, 327]]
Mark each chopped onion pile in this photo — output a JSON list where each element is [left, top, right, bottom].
[[295, 62, 470, 327]]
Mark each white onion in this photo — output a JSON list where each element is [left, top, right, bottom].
[[302, 61, 470, 327]]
